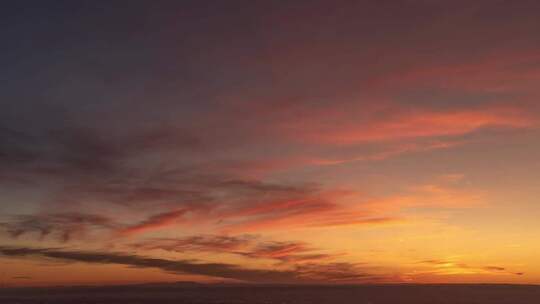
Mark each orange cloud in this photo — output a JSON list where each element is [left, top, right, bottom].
[[362, 183, 485, 215], [414, 259, 524, 277]]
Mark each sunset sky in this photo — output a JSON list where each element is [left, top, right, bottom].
[[1, 0, 540, 287]]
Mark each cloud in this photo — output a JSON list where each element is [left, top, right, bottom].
[[116, 209, 192, 237], [294, 263, 378, 282], [0, 63, 532, 245], [306, 216, 402, 228], [0, 246, 381, 284], [108, 179, 359, 236], [0, 213, 116, 242], [2, 122, 385, 237], [277, 106, 535, 145], [132, 235, 256, 253], [132, 236, 338, 264], [0, 176, 398, 242], [218, 192, 403, 232], [0, 123, 195, 184], [236, 241, 337, 263], [1, 3, 539, 287], [419, 259, 524, 276], [0, 175, 470, 244], [108, 181, 398, 236], [360, 182, 485, 215], [309, 140, 465, 166], [382, 49, 540, 94], [0, 118, 209, 210]]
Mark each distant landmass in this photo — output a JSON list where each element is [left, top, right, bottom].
[[1, 283, 539, 304]]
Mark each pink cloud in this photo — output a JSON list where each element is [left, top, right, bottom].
[[116, 209, 191, 237], [279, 106, 535, 144]]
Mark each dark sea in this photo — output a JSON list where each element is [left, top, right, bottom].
[[1, 284, 539, 304]]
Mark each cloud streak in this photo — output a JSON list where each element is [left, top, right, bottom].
[[0, 213, 116, 242], [133, 236, 338, 265], [132, 235, 256, 253], [419, 259, 524, 276], [0, 246, 381, 284], [116, 209, 192, 237], [277, 106, 535, 145]]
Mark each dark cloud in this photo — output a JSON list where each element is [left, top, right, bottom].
[[420, 259, 448, 265], [0, 213, 116, 242], [133, 236, 337, 265], [0, 177, 379, 241], [96, 175, 336, 236], [0, 122, 199, 185], [0, 246, 379, 284], [1, 160, 368, 239], [0, 113, 322, 212], [483, 266, 524, 276], [1, 111, 354, 234], [295, 263, 376, 282]]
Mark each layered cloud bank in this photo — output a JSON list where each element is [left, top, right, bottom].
[[0, 0, 539, 286]]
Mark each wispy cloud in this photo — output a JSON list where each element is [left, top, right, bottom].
[[277, 106, 535, 145], [0, 246, 383, 284], [309, 140, 465, 166], [116, 209, 192, 237], [361, 181, 485, 215], [0, 213, 116, 242], [418, 259, 524, 276], [236, 241, 337, 263], [132, 235, 256, 253], [132, 236, 339, 265]]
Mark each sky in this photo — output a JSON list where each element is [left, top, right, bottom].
[[1, 0, 540, 286]]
